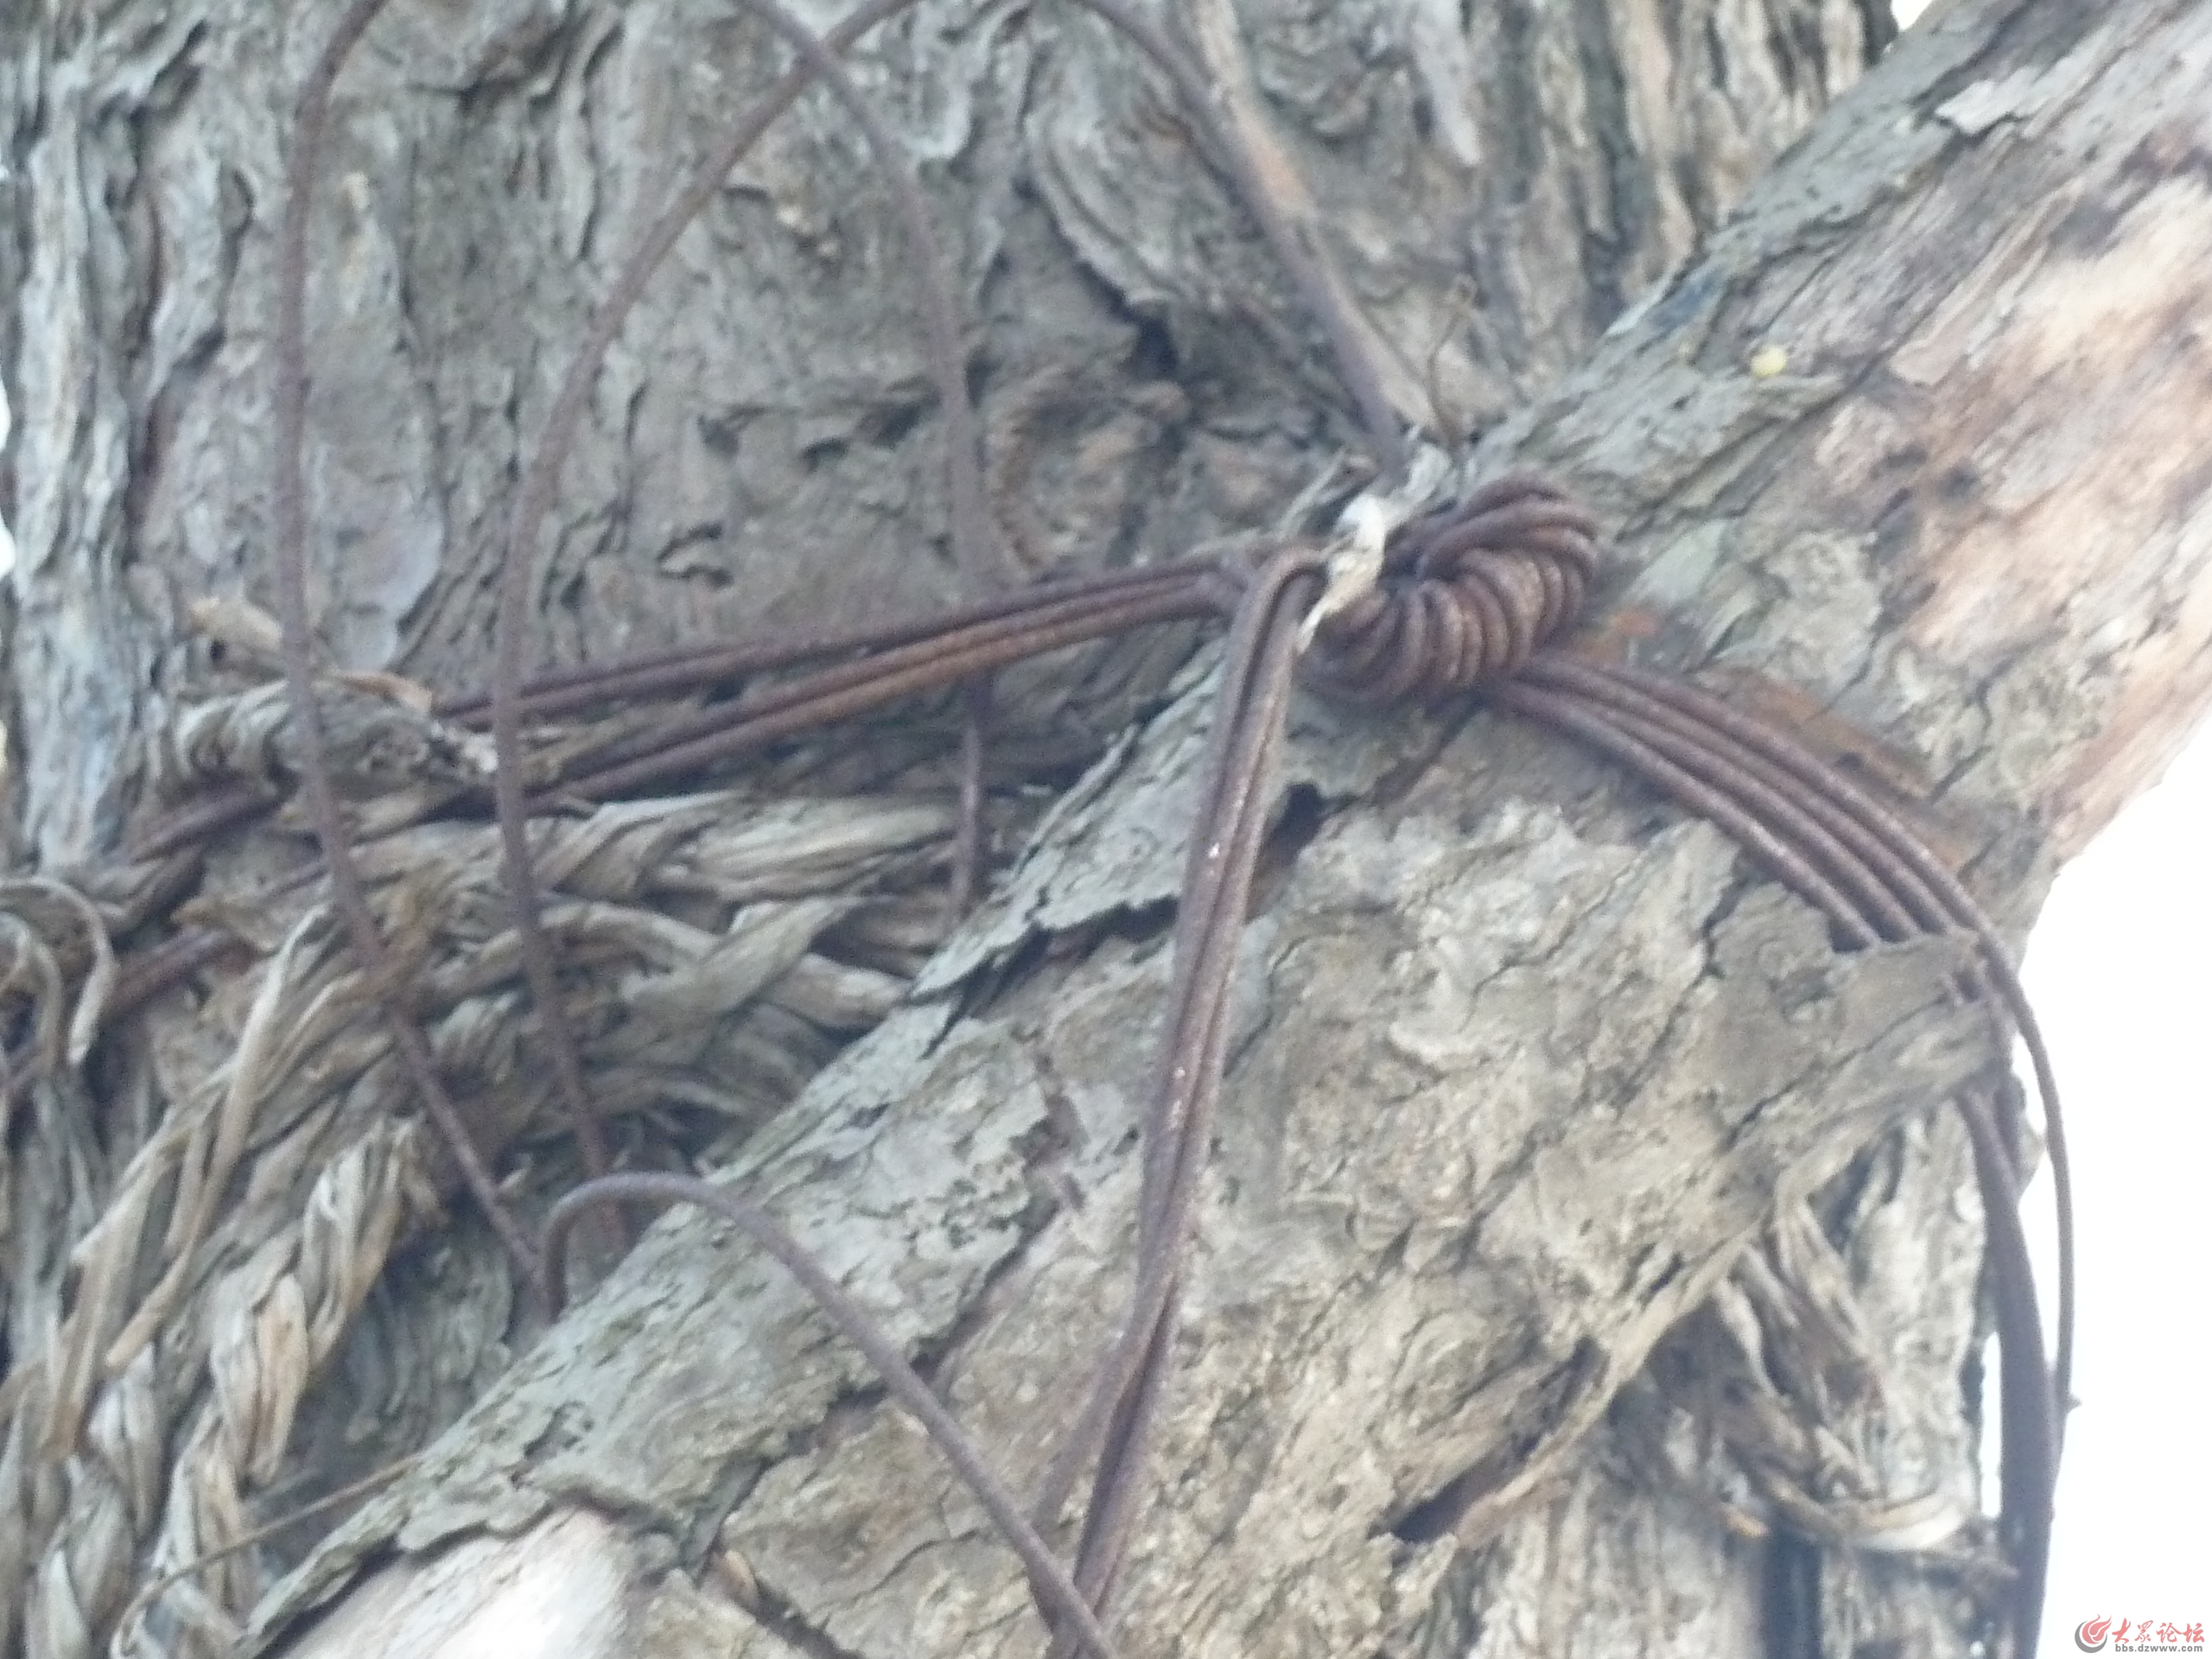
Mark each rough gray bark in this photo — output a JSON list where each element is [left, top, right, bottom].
[[8, 1, 2209, 1658], [0, 0, 1876, 861]]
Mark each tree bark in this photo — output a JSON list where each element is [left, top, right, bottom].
[[0, 0, 1878, 860], [5, 0, 2209, 1657]]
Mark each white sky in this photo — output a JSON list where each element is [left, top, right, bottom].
[[2017, 719, 2212, 1643]]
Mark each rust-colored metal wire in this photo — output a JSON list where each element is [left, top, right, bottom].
[[1491, 656, 2066, 1648], [435, 558, 1222, 727], [545, 563, 1225, 802], [1554, 657, 2075, 1411], [482, 0, 957, 1211], [1029, 480, 1600, 1635], [202, 2, 2073, 1654], [1048, 543, 1329, 1622], [543, 1171, 1119, 1659], [529, 474, 2064, 1653], [272, 0, 548, 1302]]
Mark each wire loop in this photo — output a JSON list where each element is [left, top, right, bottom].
[[1299, 475, 1599, 705]]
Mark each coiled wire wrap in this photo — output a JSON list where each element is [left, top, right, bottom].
[[1300, 475, 1599, 704], [83, 464, 2065, 1659]]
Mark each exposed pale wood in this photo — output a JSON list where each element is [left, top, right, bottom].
[[276, 1510, 639, 1658], [1518, 0, 2212, 860]]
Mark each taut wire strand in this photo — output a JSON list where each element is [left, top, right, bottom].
[[1580, 659, 2075, 1419], [1061, 0, 1408, 480], [1491, 658, 2063, 1656], [273, 0, 548, 1300], [485, 0, 944, 1224], [543, 1171, 1121, 1659]]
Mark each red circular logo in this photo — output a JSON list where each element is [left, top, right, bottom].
[[2076, 1618, 2113, 1652]]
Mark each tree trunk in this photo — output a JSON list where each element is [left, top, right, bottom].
[[3, 1, 2207, 1658]]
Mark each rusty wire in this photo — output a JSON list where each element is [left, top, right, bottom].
[[1030, 483, 1602, 1631], [1058, 0, 1409, 480], [1567, 658, 2075, 1410], [1046, 542, 1329, 1622], [435, 558, 1221, 727], [481, 0, 967, 1217], [543, 563, 1227, 801], [1491, 655, 2066, 1643], [59, 0, 2071, 1652], [519, 467, 2066, 1653], [273, 0, 549, 1302], [543, 1171, 1119, 1659]]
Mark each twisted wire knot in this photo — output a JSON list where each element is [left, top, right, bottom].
[[1300, 474, 1599, 706]]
